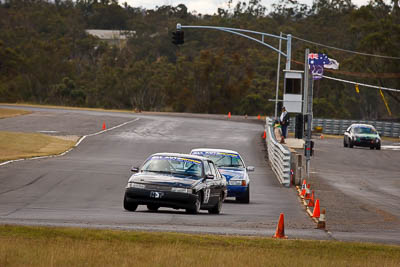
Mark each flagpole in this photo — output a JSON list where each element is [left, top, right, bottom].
[[304, 49, 313, 179]]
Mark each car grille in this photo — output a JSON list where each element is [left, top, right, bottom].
[[360, 137, 373, 141], [145, 184, 172, 191]]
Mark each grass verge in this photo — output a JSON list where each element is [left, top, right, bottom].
[[0, 225, 399, 266], [0, 131, 76, 161], [0, 102, 137, 114], [0, 108, 31, 119]]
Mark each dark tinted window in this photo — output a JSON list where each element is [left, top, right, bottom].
[[354, 127, 376, 134]]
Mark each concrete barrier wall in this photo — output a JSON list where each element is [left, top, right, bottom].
[[265, 117, 291, 187], [287, 118, 400, 137]]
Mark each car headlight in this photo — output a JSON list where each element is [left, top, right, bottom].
[[171, 187, 192, 193], [126, 182, 146, 189], [229, 180, 246, 186]]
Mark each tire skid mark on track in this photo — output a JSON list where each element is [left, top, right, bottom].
[[2, 174, 67, 217], [0, 174, 46, 195], [0, 118, 140, 167], [115, 120, 180, 140]]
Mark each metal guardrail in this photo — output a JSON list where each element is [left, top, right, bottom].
[[265, 117, 291, 187], [287, 118, 400, 137]]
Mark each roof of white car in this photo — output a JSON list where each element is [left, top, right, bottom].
[[151, 152, 209, 162], [190, 148, 240, 155], [350, 124, 376, 128]]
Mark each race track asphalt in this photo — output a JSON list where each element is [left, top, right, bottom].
[[309, 136, 400, 243], [1, 105, 399, 244], [0, 106, 326, 240]]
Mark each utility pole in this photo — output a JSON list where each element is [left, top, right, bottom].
[[304, 49, 313, 178], [274, 33, 282, 119], [286, 34, 291, 70]]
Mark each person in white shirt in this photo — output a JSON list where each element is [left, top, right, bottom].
[[279, 107, 290, 138]]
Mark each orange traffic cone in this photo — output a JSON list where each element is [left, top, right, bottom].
[[257, 114, 261, 120], [228, 112, 231, 119], [317, 208, 326, 229], [312, 199, 321, 218], [102, 121, 106, 130], [307, 190, 315, 207], [273, 213, 288, 239], [262, 131, 266, 139], [300, 180, 307, 197]]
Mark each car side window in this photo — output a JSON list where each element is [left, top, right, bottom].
[[204, 161, 212, 176], [208, 161, 218, 179]]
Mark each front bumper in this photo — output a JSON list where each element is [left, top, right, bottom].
[[353, 138, 380, 147], [125, 188, 197, 209], [227, 185, 248, 197]]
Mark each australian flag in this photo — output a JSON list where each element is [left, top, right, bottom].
[[308, 53, 339, 80]]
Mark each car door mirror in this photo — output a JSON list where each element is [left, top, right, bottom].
[[131, 166, 139, 173], [246, 166, 255, 172], [205, 174, 214, 180]]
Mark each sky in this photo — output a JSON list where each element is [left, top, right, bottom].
[[124, 0, 375, 15]]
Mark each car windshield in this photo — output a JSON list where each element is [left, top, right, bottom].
[[141, 155, 203, 179], [191, 151, 244, 168], [354, 127, 377, 134]]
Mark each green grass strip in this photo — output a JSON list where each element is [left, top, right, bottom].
[[0, 225, 399, 266]]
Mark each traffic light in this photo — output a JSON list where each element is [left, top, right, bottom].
[[304, 140, 314, 157], [172, 30, 184, 45]]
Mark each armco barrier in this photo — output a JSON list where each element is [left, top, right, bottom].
[[265, 117, 291, 187], [287, 118, 400, 137]]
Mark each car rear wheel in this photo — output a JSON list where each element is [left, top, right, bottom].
[[376, 145, 381, 150], [343, 138, 348, 147], [208, 193, 223, 214], [186, 192, 201, 214], [147, 204, 159, 211], [123, 195, 138, 212], [349, 140, 354, 148]]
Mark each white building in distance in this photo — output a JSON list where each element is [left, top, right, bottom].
[[85, 29, 136, 49]]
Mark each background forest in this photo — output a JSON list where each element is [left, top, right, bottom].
[[0, 0, 399, 120]]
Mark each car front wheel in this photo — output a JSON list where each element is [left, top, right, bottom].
[[123, 195, 138, 212], [208, 193, 223, 214], [349, 140, 354, 148], [343, 138, 348, 147], [186, 192, 201, 214]]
